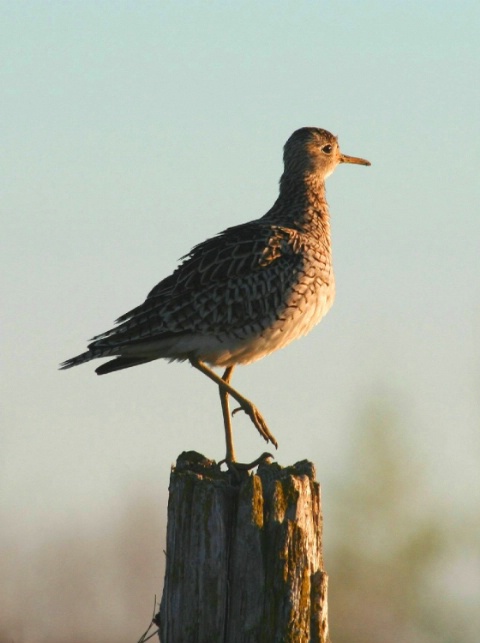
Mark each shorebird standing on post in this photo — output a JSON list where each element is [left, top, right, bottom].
[[61, 128, 370, 466]]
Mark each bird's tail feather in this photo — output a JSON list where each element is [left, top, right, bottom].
[[59, 351, 94, 370], [95, 357, 154, 375]]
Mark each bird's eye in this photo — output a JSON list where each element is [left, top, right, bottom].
[[322, 144, 333, 154]]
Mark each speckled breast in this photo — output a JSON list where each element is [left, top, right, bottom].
[[204, 248, 335, 367]]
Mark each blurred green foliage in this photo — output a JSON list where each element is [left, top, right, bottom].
[[327, 399, 479, 643]]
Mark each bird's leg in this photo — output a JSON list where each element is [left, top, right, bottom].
[[219, 366, 236, 464], [189, 358, 278, 450], [218, 367, 274, 473]]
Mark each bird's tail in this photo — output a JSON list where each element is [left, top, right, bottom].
[[95, 357, 155, 375], [60, 349, 154, 375], [59, 350, 95, 370]]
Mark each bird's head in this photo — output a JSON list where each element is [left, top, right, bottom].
[[283, 127, 371, 181]]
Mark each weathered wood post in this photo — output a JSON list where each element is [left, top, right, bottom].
[[157, 451, 330, 643]]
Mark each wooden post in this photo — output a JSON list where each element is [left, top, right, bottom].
[[157, 451, 330, 643]]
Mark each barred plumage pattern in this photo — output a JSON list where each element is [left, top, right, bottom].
[[61, 127, 370, 462]]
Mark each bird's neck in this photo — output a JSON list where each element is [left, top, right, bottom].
[[270, 172, 330, 231]]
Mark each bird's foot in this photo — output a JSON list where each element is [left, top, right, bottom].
[[232, 402, 278, 448], [218, 452, 274, 480]]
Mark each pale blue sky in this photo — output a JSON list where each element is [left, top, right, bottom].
[[2, 1, 480, 639]]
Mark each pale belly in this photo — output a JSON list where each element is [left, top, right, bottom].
[[199, 277, 336, 367]]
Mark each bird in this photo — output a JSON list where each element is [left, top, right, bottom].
[[60, 127, 370, 467]]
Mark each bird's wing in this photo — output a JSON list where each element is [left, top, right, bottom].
[[89, 222, 304, 346]]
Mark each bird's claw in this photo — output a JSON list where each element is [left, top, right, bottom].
[[218, 451, 274, 473], [231, 402, 278, 449], [232, 451, 275, 470]]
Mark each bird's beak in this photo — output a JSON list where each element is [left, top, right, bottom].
[[339, 153, 371, 166]]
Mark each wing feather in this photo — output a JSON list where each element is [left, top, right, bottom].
[[88, 222, 304, 349]]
